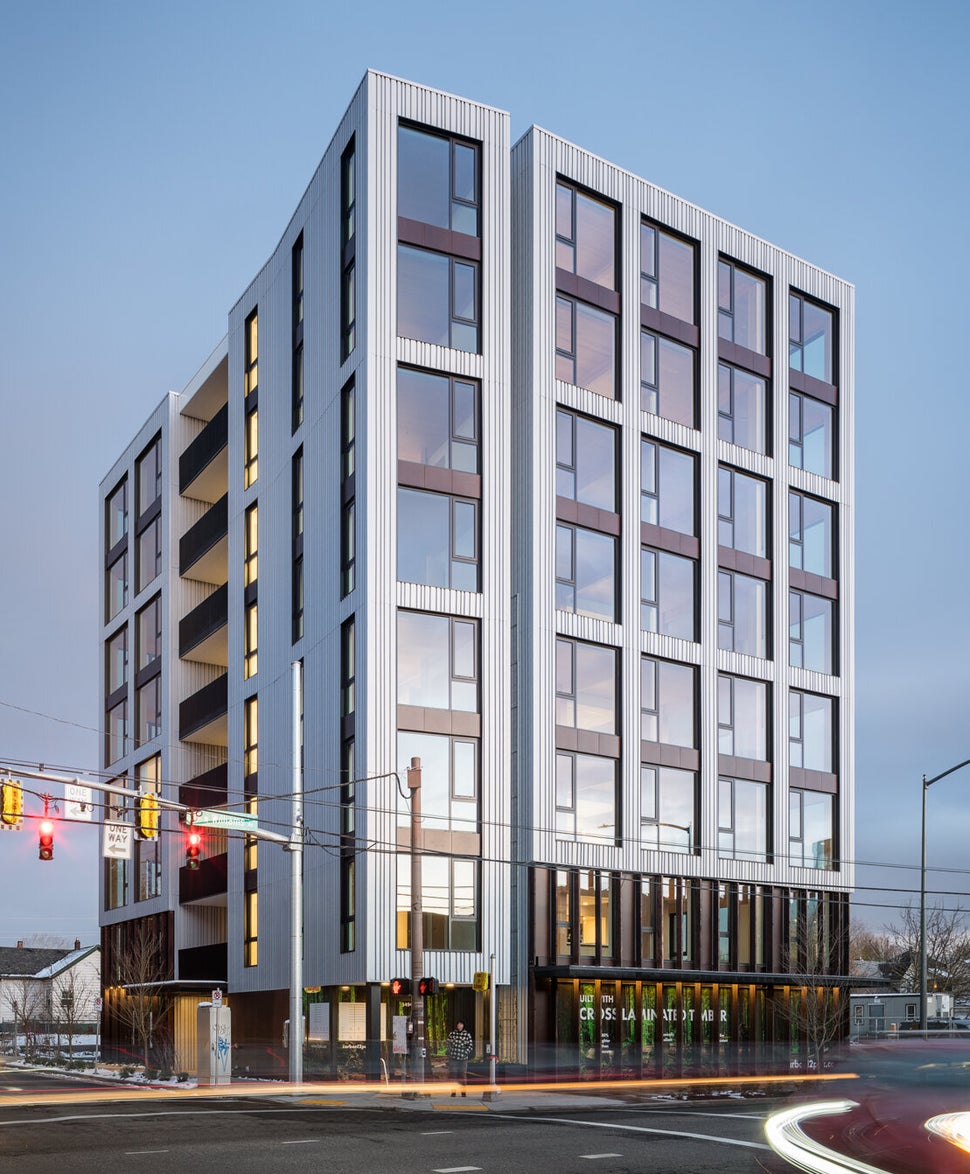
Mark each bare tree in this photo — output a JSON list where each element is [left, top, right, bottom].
[[112, 922, 171, 1067], [884, 903, 970, 1000], [785, 899, 850, 1072], [849, 927, 894, 971], [9, 977, 45, 1059], [54, 967, 93, 1060]]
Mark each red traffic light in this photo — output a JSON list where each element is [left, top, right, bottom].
[[185, 830, 202, 870], [38, 819, 54, 862], [389, 977, 411, 997], [417, 977, 438, 996]]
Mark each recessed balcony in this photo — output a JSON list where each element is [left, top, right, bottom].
[[180, 403, 228, 502], [180, 494, 228, 584], [179, 673, 228, 745], [179, 583, 228, 665]]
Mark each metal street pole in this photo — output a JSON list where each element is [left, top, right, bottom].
[[407, 757, 424, 1084], [489, 950, 497, 1089], [289, 660, 304, 1083], [919, 757, 970, 1032]]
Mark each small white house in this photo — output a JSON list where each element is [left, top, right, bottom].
[[0, 941, 101, 1037]]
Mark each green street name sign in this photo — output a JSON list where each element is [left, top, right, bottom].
[[190, 809, 258, 831]]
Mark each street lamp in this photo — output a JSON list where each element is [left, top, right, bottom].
[[919, 757, 970, 1032]]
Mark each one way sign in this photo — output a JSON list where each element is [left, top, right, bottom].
[[103, 821, 132, 860]]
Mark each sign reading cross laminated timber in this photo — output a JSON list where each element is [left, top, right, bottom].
[[103, 821, 132, 860], [190, 809, 258, 831], [65, 783, 94, 821]]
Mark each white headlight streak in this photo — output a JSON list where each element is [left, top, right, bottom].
[[925, 1112, 970, 1155], [764, 1100, 891, 1174]]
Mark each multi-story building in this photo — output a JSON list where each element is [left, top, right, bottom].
[[99, 70, 853, 1077]]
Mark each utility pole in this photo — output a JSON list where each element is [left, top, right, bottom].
[[289, 660, 304, 1083], [407, 757, 424, 1084]]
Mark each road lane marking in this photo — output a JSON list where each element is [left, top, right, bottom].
[[433, 1168, 482, 1173], [125, 1150, 169, 1155], [581, 1155, 623, 1160], [422, 1130, 455, 1135], [281, 1139, 319, 1144], [488, 1114, 771, 1152]]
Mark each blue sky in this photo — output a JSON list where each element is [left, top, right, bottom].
[[0, 0, 967, 946]]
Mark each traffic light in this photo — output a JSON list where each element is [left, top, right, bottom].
[[1, 779, 23, 827], [389, 977, 411, 997], [38, 819, 54, 861], [185, 830, 202, 870], [417, 977, 438, 996], [137, 791, 160, 840]]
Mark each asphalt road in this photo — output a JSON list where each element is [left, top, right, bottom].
[[0, 1088, 784, 1173]]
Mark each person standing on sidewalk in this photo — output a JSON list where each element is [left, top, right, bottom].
[[446, 1020, 473, 1095]]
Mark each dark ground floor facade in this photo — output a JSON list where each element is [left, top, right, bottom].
[[100, 870, 852, 1078]]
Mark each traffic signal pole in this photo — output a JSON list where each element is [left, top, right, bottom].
[[288, 660, 304, 1085], [407, 757, 424, 1084]]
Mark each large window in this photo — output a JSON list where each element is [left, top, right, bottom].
[[789, 392, 835, 479], [718, 674, 769, 760], [556, 295, 616, 398], [640, 764, 696, 853], [640, 223, 695, 322], [557, 524, 617, 621], [244, 600, 258, 679], [341, 141, 356, 361], [718, 467, 768, 559], [397, 855, 478, 951], [790, 590, 836, 675], [557, 410, 617, 512], [136, 754, 161, 901], [641, 439, 695, 533], [640, 331, 695, 425], [641, 548, 695, 641], [398, 612, 477, 712], [556, 752, 618, 844], [136, 517, 161, 593], [718, 363, 767, 453], [718, 776, 769, 862], [292, 232, 304, 431], [244, 310, 258, 397], [341, 617, 355, 718], [399, 126, 479, 236], [790, 691, 835, 772], [556, 639, 617, 735], [398, 368, 478, 473], [398, 245, 478, 352], [718, 260, 767, 354], [244, 402, 258, 489], [136, 438, 162, 516], [244, 890, 258, 967], [398, 731, 477, 832], [135, 675, 161, 745], [790, 789, 835, 869], [718, 571, 768, 658], [292, 451, 303, 642], [556, 183, 616, 289], [790, 293, 835, 384], [106, 478, 128, 550], [243, 695, 258, 778], [136, 596, 161, 670], [398, 488, 478, 592], [341, 499, 355, 597], [107, 551, 128, 622], [106, 626, 127, 696], [790, 492, 835, 578], [641, 657, 696, 748], [105, 697, 128, 765], [242, 503, 258, 589]]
